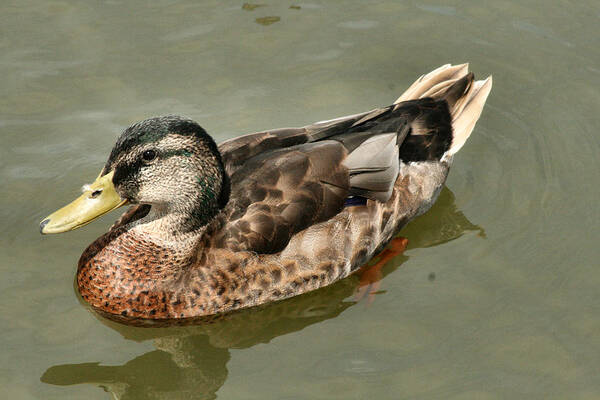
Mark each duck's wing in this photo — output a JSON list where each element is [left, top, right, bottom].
[[218, 108, 388, 177], [213, 97, 451, 255], [213, 140, 351, 254], [218, 92, 460, 177]]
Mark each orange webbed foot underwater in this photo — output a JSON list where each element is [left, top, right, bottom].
[[355, 237, 409, 304]]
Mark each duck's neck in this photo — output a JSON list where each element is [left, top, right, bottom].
[[132, 203, 215, 243], [135, 171, 227, 239]]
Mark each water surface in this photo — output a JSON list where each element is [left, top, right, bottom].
[[1, 0, 599, 399]]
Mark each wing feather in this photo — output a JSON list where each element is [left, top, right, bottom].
[[213, 141, 350, 254]]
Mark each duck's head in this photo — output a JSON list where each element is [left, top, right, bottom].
[[40, 116, 230, 234]]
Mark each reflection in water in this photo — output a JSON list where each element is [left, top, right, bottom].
[[41, 187, 483, 399]]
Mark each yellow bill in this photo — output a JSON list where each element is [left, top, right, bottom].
[[40, 170, 128, 234]]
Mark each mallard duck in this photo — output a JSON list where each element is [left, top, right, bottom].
[[40, 64, 491, 321]]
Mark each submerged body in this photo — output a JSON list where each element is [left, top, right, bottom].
[[41, 64, 492, 322]]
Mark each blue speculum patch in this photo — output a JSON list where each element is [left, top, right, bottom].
[[344, 196, 367, 207]]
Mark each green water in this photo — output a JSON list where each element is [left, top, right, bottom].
[[1, 0, 599, 399]]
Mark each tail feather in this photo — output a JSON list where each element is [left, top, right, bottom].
[[444, 76, 492, 157], [395, 63, 492, 160], [439, 72, 474, 111], [395, 63, 469, 103], [420, 77, 462, 100]]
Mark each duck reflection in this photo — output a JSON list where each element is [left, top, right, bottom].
[[41, 187, 483, 400]]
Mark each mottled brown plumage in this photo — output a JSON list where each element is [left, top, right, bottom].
[[46, 64, 492, 323]]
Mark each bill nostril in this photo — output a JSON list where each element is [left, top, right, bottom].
[[90, 190, 102, 198]]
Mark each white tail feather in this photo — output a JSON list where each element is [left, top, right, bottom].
[[395, 63, 469, 103], [446, 76, 492, 157]]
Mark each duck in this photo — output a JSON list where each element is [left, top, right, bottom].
[[40, 64, 492, 322]]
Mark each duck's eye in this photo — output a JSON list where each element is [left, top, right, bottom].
[[142, 149, 157, 162]]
